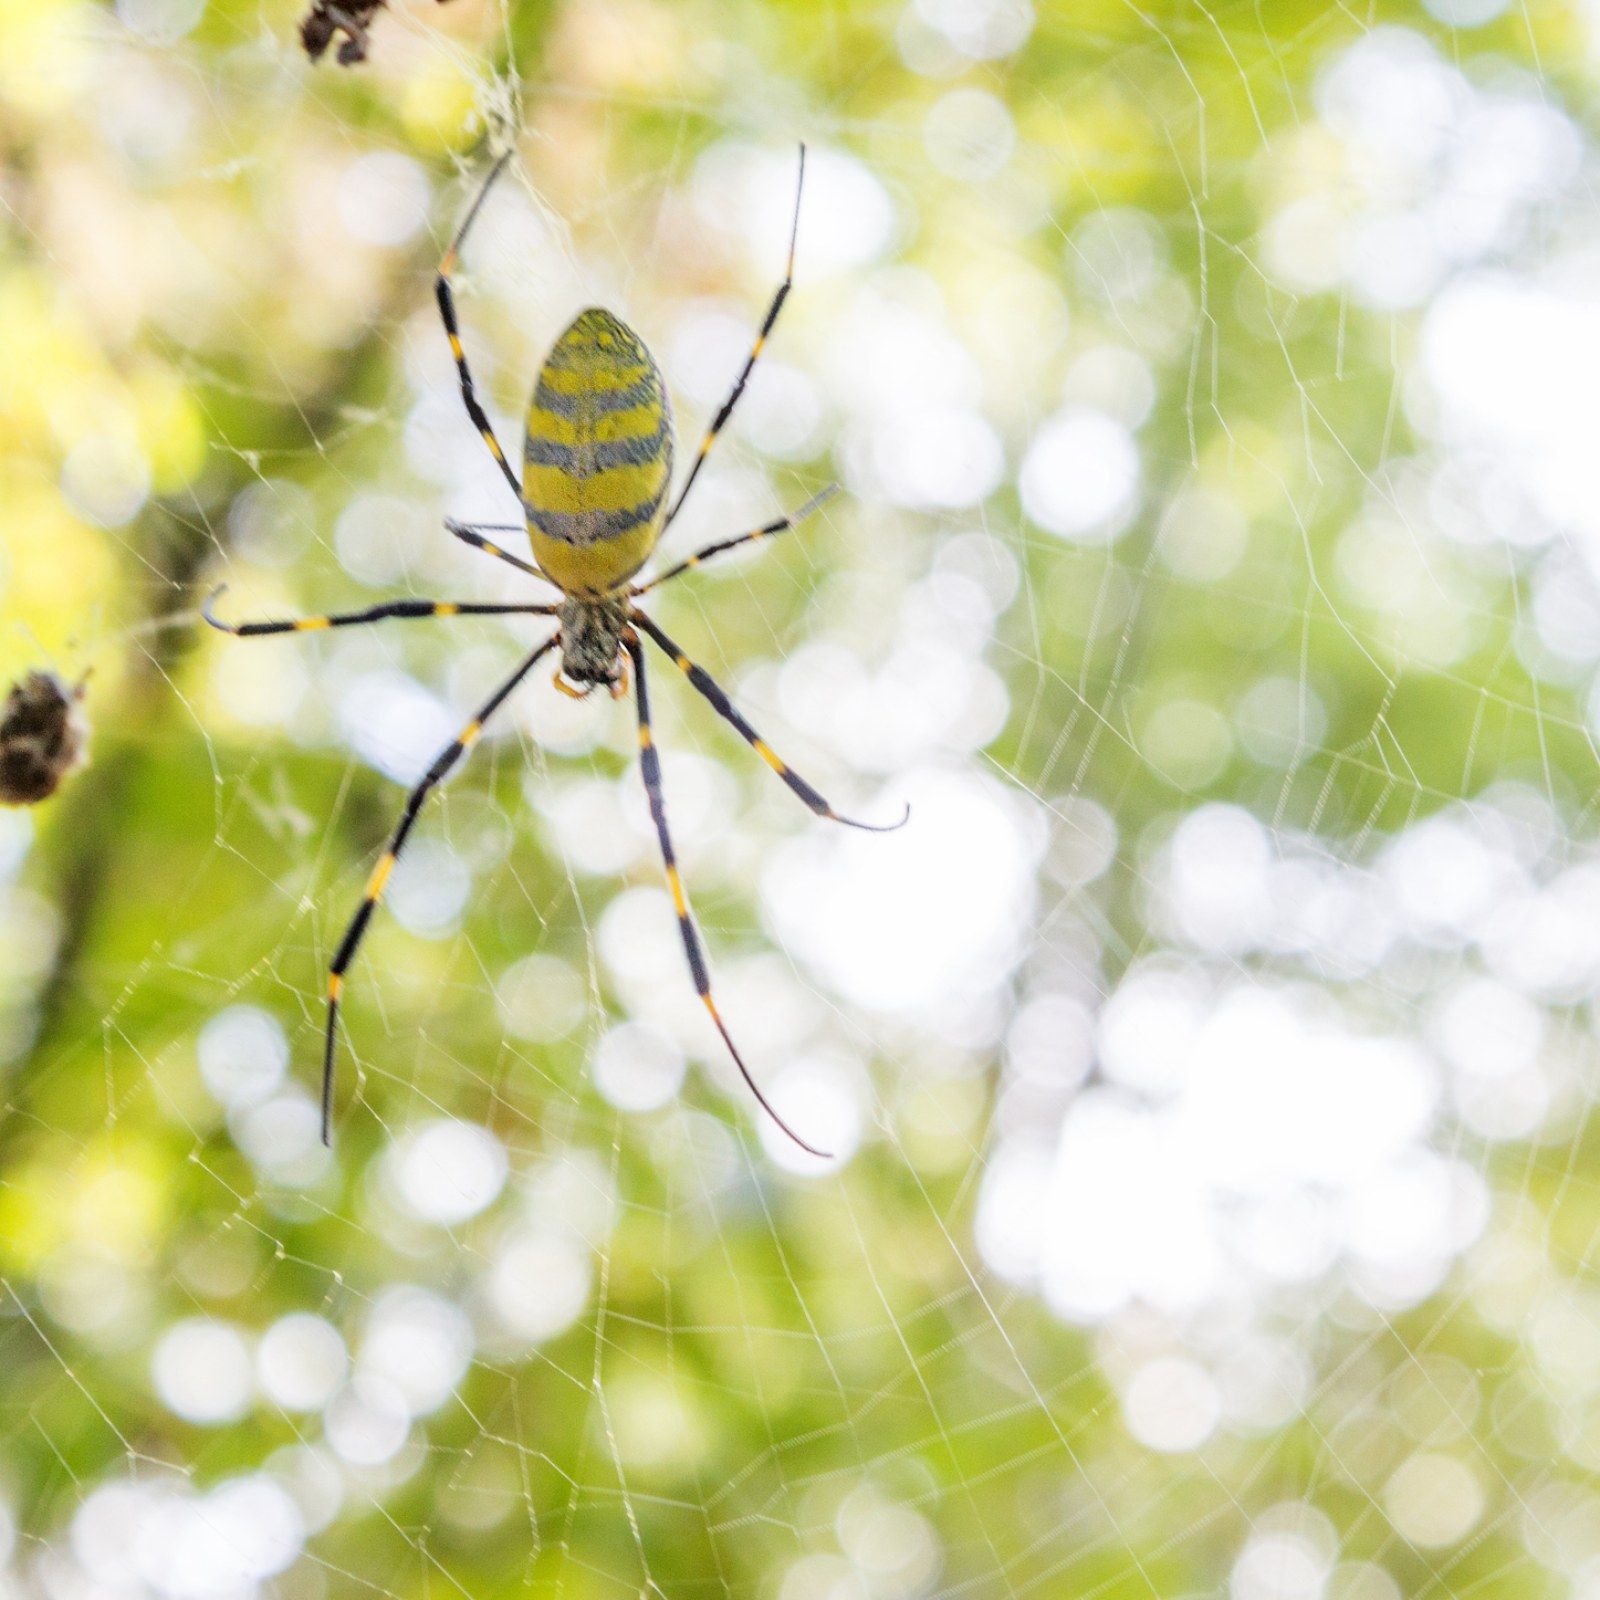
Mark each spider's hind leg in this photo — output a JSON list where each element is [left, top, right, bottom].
[[319, 633, 558, 1143], [625, 632, 830, 1158]]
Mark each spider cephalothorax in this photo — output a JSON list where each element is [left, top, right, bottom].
[[555, 594, 631, 694], [206, 146, 907, 1157]]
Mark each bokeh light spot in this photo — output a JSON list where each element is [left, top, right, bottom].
[[151, 1319, 253, 1425], [388, 1118, 508, 1225]]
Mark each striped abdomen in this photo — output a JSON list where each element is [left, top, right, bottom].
[[523, 308, 674, 597]]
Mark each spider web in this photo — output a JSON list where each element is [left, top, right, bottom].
[[1, 1, 1597, 1597]]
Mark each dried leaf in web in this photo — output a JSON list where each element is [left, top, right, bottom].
[[298, 0, 456, 66], [0, 671, 89, 806]]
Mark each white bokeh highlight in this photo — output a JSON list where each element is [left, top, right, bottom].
[[1020, 408, 1141, 542], [197, 1006, 288, 1111], [73, 1475, 305, 1598], [763, 767, 1044, 1021], [592, 1021, 687, 1113], [151, 1319, 254, 1425], [979, 979, 1486, 1322], [359, 1286, 474, 1416], [388, 1118, 508, 1226], [257, 1314, 348, 1413]]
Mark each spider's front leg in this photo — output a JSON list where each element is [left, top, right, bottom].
[[436, 154, 523, 502], [202, 587, 556, 637]]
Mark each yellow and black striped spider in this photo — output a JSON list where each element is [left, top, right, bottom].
[[206, 147, 905, 1156]]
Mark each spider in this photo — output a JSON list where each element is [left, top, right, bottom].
[[205, 146, 905, 1157]]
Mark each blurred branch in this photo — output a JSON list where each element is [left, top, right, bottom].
[[8, 267, 432, 1140]]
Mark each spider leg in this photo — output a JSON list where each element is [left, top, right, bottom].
[[661, 145, 806, 536], [444, 518, 549, 582], [629, 485, 838, 597], [321, 633, 559, 1143], [625, 633, 830, 1158], [203, 585, 557, 636], [437, 153, 524, 503], [631, 613, 908, 833]]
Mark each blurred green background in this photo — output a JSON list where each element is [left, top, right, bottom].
[[3, 0, 1599, 1595]]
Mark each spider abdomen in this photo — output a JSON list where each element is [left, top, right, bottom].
[[523, 308, 674, 598]]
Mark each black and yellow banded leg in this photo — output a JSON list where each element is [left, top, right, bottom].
[[437, 153, 523, 502], [625, 635, 829, 1158], [444, 519, 549, 583], [321, 633, 559, 1143], [630, 485, 839, 597], [661, 145, 806, 534], [203, 585, 556, 638], [631, 613, 909, 834]]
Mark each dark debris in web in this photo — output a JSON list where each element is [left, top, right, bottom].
[[299, 0, 456, 66], [0, 671, 89, 807]]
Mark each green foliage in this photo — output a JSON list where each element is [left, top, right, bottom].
[[0, 0, 1594, 1595]]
